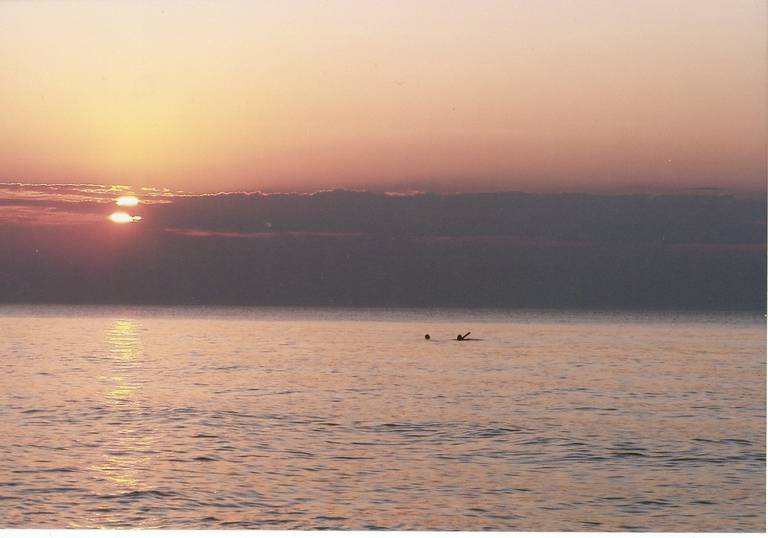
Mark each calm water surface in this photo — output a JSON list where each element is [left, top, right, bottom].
[[0, 306, 764, 531]]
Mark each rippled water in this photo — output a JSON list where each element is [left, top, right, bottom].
[[0, 306, 764, 531]]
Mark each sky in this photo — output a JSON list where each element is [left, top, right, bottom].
[[0, 0, 765, 194]]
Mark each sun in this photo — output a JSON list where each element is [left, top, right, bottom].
[[116, 195, 140, 207], [109, 212, 142, 224]]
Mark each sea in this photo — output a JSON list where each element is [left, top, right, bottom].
[[0, 305, 764, 531]]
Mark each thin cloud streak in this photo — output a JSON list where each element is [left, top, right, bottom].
[[165, 228, 365, 239]]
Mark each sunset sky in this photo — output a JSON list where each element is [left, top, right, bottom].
[[1, 0, 765, 194]]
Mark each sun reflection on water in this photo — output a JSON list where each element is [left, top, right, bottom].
[[109, 320, 141, 358], [105, 319, 143, 403], [88, 319, 155, 496]]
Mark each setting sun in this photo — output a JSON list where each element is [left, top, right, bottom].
[[109, 212, 141, 224], [116, 196, 140, 207]]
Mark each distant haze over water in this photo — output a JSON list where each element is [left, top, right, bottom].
[[0, 190, 764, 310]]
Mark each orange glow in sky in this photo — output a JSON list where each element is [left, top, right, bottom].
[[116, 195, 140, 207], [109, 212, 141, 224], [0, 0, 765, 194]]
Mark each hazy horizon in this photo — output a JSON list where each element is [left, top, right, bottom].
[[1, 180, 766, 198], [0, 185, 763, 311]]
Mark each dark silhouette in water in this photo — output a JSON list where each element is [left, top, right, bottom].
[[424, 334, 430, 340], [456, 332, 471, 341]]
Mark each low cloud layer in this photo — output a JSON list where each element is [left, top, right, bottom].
[[0, 184, 764, 244], [0, 185, 764, 310]]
